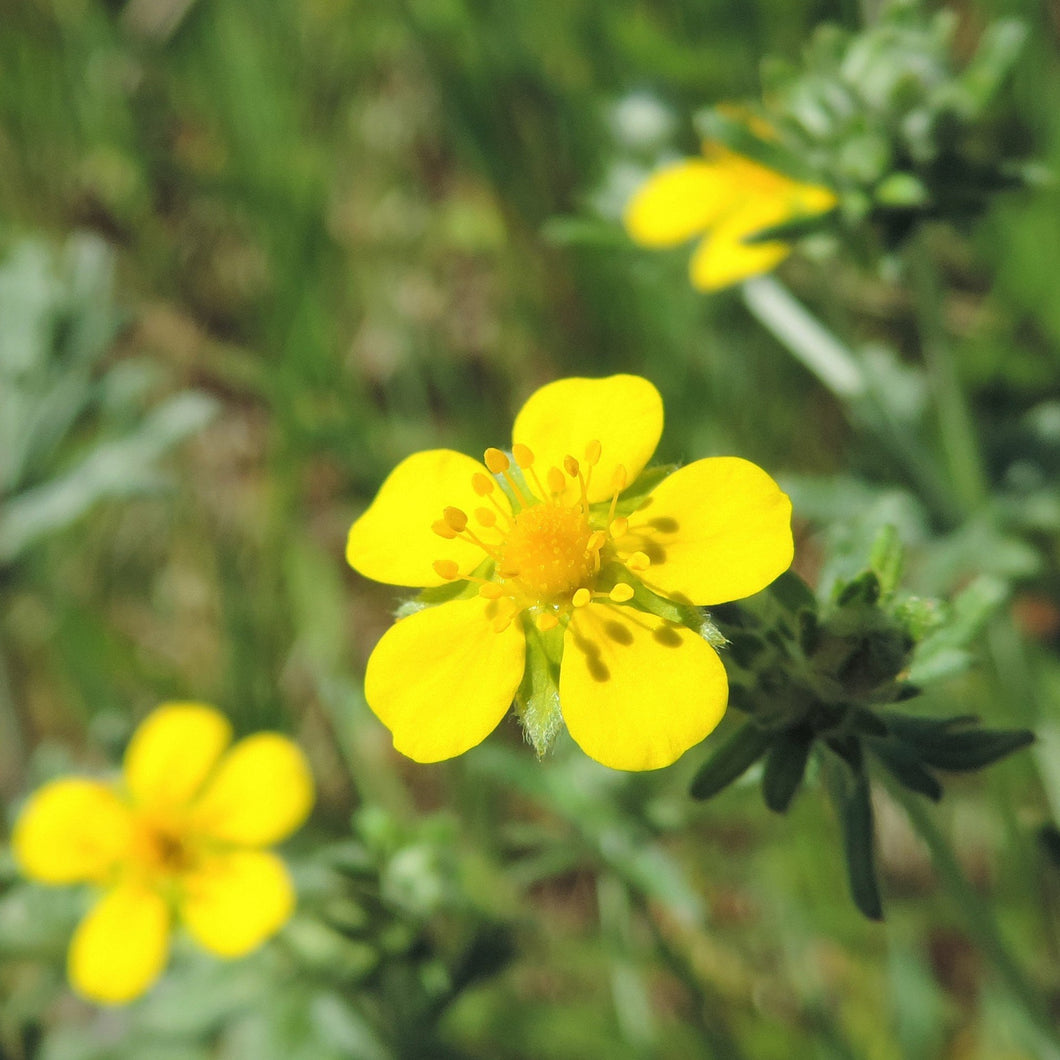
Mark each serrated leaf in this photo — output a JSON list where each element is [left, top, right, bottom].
[[689, 722, 773, 800], [762, 726, 814, 812]]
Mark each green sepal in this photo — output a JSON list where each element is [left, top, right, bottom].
[[610, 464, 675, 517], [761, 726, 814, 813], [514, 623, 564, 758], [689, 722, 773, 801], [824, 746, 884, 921], [414, 558, 493, 608]]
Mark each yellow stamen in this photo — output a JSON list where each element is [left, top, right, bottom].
[[479, 582, 506, 599], [607, 464, 628, 525], [433, 559, 460, 580], [484, 448, 510, 474], [443, 507, 468, 533], [609, 517, 629, 539], [432, 519, 458, 540], [628, 551, 651, 571], [584, 439, 602, 466], [564, 455, 580, 479], [537, 612, 559, 632], [587, 530, 607, 553], [547, 467, 566, 495], [572, 588, 591, 608], [472, 473, 495, 496], [609, 583, 635, 603], [512, 443, 534, 469]]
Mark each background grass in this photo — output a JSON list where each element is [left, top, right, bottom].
[[1, 0, 1059, 1056]]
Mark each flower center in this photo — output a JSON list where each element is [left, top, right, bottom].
[[429, 440, 652, 632], [133, 814, 195, 880], [500, 503, 592, 601]]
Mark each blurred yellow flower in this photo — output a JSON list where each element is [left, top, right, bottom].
[[12, 703, 314, 1004], [624, 145, 837, 290], [347, 375, 793, 771]]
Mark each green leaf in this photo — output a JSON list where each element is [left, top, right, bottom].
[[825, 749, 884, 921], [835, 569, 881, 607], [868, 524, 904, 594], [868, 740, 943, 801], [917, 727, 1034, 772], [689, 721, 773, 800], [761, 726, 814, 812]]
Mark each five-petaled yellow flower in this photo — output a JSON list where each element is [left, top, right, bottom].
[[625, 145, 837, 291], [12, 703, 314, 1004], [347, 375, 793, 771]]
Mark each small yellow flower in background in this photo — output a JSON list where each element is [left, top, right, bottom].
[[12, 703, 313, 1005], [347, 374, 793, 771], [624, 144, 837, 291]]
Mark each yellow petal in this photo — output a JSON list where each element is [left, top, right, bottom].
[[689, 170, 836, 291], [347, 449, 505, 588], [626, 457, 793, 605], [12, 779, 132, 884], [365, 597, 525, 762], [123, 703, 232, 812], [191, 734, 314, 847], [560, 604, 728, 770], [624, 159, 740, 247], [69, 884, 170, 1004], [180, 849, 294, 958], [512, 375, 663, 504]]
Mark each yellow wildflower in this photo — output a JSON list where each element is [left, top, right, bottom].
[[12, 703, 314, 1004], [347, 375, 793, 771], [624, 145, 837, 290]]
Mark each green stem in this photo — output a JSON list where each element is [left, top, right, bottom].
[[883, 775, 1060, 1055], [907, 231, 990, 515]]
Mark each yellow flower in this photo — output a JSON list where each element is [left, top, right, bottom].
[[347, 375, 793, 771], [12, 703, 314, 1004], [624, 145, 837, 291]]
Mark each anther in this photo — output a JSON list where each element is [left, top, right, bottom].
[[443, 507, 468, 533], [433, 559, 460, 580], [611, 465, 627, 492], [547, 467, 566, 495], [584, 439, 602, 466], [586, 530, 607, 553], [563, 455, 580, 478], [628, 551, 651, 571], [484, 448, 510, 474], [609, 583, 635, 603], [432, 519, 458, 540], [478, 583, 505, 599], [572, 588, 591, 608], [512, 443, 534, 469], [475, 508, 496, 528], [472, 473, 495, 496], [609, 517, 629, 539], [537, 612, 559, 632]]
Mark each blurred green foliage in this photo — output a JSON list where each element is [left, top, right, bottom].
[[1, 0, 1060, 1057]]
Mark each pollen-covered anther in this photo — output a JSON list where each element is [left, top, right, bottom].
[[432, 519, 458, 540], [472, 473, 495, 496], [586, 530, 607, 553], [484, 448, 510, 474], [611, 465, 628, 492], [584, 439, 602, 466], [478, 582, 506, 600], [564, 455, 580, 478], [627, 551, 651, 571], [537, 612, 559, 632], [547, 467, 566, 495], [443, 507, 469, 533], [572, 588, 591, 608], [512, 443, 534, 469], [609, 517, 629, 538], [433, 559, 460, 580], [609, 583, 635, 603]]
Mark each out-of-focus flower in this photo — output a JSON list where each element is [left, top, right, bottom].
[[347, 374, 793, 771], [624, 145, 836, 290], [12, 703, 314, 1004]]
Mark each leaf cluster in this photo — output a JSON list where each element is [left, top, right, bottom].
[[689, 527, 1033, 919]]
